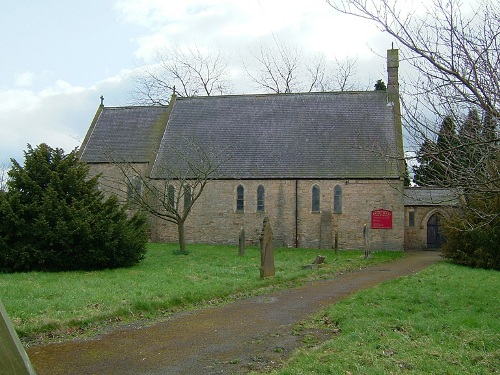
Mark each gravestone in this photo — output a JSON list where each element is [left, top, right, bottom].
[[0, 299, 37, 375], [302, 255, 326, 269], [259, 217, 275, 278], [363, 224, 371, 259], [238, 227, 245, 256], [319, 210, 332, 249]]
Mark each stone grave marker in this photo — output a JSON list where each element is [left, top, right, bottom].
[[238, 227, 245, 256], [259, 217, 275, 278], [302, 255, 326, 269], [319, 209, 332, 249], [363, 224, 371, 258], [0, 298, 37, 375]]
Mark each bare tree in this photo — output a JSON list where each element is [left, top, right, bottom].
[[327, 0, 500, 225], [133, 44, 231, 105], [246, 40, 359, 93], [111, 139, 228, 254], [246, 42, 303, 93], [332, 56, 359, 91], [0, 161, 10, 192]]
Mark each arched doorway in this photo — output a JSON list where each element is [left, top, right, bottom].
[[427, 213, 445, 249]]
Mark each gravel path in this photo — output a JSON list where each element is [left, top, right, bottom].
[[27, 251, 442, 375]]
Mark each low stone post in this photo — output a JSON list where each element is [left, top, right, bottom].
[[0, 299, 37, 375], [238, 227, 245, 256], [363, 224, 371, 259], [259, 217, 275, 278]]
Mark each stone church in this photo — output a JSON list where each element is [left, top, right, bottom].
[[79, 49, 452, 251]]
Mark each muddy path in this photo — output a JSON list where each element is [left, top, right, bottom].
[[27, 251, 442, 375]]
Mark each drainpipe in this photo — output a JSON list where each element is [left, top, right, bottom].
[[295, 179, 299, 248]]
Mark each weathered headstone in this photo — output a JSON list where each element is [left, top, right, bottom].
[[259, 217, 275, 278], [320, 210, 333, 249], [363, 224, 371, 259], [0, 299, 37, 375], [302, 255, 326, 269], [334, 231, 339, 255], [238, 227, 245, 256]]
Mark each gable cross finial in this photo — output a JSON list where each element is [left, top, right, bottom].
[[100, 95, 104, 106]]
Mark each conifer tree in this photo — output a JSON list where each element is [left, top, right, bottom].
[[0, 144, 148, 272]]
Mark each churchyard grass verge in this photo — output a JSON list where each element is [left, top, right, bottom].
[[260, 262, 499, 374], [0, 243, 402, 342]]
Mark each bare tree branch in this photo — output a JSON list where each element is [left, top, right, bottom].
[[132, 44, 231, 105]]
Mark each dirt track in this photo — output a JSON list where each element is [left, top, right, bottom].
[[27, 251, 442, 375]]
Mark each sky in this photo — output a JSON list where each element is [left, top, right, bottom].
[[0, 0, 396, 166]]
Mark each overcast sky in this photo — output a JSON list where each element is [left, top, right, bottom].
[[1, 0, 396, 165]]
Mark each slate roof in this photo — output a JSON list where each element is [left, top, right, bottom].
[[404, 187, 461, 206], [150, 92, 401, 179], [79, 106, 169, 163]]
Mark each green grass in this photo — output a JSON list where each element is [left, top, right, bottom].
[[260, 262, 500, 374], [0, 243, 402, 342]]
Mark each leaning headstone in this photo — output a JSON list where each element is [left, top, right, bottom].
[[363, 224, 371, 259], [238, 227, 245, 256], [302, 255, 326, 269], [0, 299, 37, 375], [259, 217, 275, 278]]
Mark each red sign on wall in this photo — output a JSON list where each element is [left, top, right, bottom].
[[371, 209, 393, 229]]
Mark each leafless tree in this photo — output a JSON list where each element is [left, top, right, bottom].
[[246, 40, 360, 93], [332, 56, 359, 91], [110, 139, 228, 254], [327, 0, 500, 225], [133, 44, 231, 105], [0, 161, 10, 192]]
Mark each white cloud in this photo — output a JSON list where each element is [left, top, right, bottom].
[[15, 72, 36, 87], [0, 70, 137, 164]]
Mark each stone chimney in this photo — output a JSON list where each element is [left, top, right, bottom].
[[387, 48, 399, 103], [387, 48, 405, 180]]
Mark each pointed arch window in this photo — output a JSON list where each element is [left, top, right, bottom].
[[312, 184, 320, 212], [257, 185, 265, 212], [167, 185, 175, 211], [183, 185, 191, 213], [127, 176, 142, 203], [236, 185, 244, 212], [334, 185, 342, 213]]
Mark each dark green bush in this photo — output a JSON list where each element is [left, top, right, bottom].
[[0, 144, 148, 272], [442, 196, 500, 270]]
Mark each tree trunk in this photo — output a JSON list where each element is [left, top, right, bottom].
[[177, 220, 187, 254]]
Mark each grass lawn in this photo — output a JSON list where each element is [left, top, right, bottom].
[[260, 262, 499, 374], [0, 243, 402, 342]]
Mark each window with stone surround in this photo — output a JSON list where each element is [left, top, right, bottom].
[[312, 184, 320, 212], [126, 175, 141, 203], [167, 184, 175, 210], [334, 185, 342, 213], [408, 210, 415, 227], [183, 185, 191, 213], [257, 185, 265, 212], [236, 184, 244, 212]]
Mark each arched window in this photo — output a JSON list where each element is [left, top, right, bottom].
[[334, 185, 342, 213], [183, 185, 191, 213], [236, 185, 244, 212], [257, 185, 265, 212], [312, 184, 320, 212], [127, 175, 141, 203], [166, 185, 175, 210]]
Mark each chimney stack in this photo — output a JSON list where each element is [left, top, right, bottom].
[[387, 48, 405, 180], [387, 49, 399, 103]]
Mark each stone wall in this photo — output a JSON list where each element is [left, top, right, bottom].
[[404, 206, 453, 250], [152, 178, 405, 250], [86, 163, 404, 250]]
